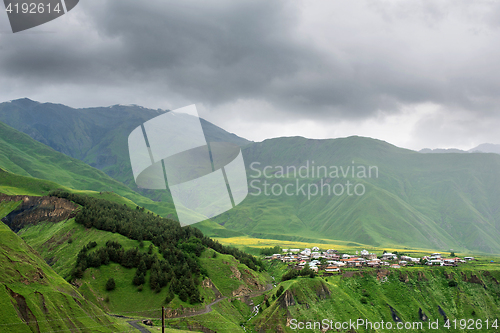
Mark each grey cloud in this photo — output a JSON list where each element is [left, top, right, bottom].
[[1, 0, 500, 134]]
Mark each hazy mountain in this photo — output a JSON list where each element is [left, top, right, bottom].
[[419, 148, 467, 154], [469, 143, 500, 154], [419, 144, 500, 155]]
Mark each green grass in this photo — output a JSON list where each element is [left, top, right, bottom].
[[0, 209, 129, 332], [199, 249, 269, 297], [249, 267, 500, 332], [192, 136, 500, 255], [0, 121, 177, 217], [17, 217, 271, 317], [3, 112, 500, 255]]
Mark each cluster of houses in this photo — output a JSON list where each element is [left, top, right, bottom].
[[265, 248, 475, 274]]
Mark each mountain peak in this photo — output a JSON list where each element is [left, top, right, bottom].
[[469, 143, 500, 154]]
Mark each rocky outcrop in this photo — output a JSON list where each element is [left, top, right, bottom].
[[417, 271, 427, 281], [399, 272, 409, 283], [376, 269, 390, 281], [316, 281, 331, 300], [6, 286, 40, 333], [164, 306, 200, 318], [279, 289, 296, 309], [0, 195, 77, 232], [232, 285, 252, 297], [229, 266, 242, 280], [461, 272, 486, 288], [202, 278, 222, 299]]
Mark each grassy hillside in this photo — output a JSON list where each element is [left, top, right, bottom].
[[2, 99, 500, 254], [0, 121, 179, 218], [0, 203, 130, 333], [195, 136, 500, 254], [249, 268, 500, 332], [3, 183, 270, 316], [15, 217, 271, 332], [0, 171, 271, 332], [0, 98, 251, 203]]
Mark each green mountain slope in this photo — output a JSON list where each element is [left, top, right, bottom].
[[0, 172, 270, 332], [0, 98, 251, 203], [0, 120, 178, 217], [204, 136, 500, 253], [2, 99, 500, 253], [0, 202, 129, 333], [249, 269, 500, 332]]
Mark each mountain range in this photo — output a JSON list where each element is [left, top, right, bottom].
[[420, 143, 500, 154], [1, 99, 500, 254]]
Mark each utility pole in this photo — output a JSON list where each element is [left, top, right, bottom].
[[162, 306, 165, 333]]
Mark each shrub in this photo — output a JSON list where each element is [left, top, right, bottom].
[[448, 280, 458, 287], [133, 272, 145, 286], [105, 278, 116, 291], [275, 285, 284, 298], [165, 291, 174, 304]]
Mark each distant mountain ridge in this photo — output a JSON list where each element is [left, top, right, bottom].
[[419, 143, 500, 154], [469, 143, 500, 154]]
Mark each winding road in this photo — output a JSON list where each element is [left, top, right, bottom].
[[125, 282, 275, 331], [127, 320, 150, 333]]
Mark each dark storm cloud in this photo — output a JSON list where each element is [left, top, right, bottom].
[[1, 0, 500, 126]]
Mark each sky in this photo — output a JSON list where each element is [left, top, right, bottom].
[[1, 0, 500, 151]]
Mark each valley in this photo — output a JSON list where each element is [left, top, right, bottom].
[[1, 100, 500, 332]]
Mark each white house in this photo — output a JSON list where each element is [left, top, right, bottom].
[[382, 253, 397, 260], [325, 266, 340, 273]]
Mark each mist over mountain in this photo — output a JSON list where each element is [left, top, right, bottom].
[[419, 148, 467, 154]]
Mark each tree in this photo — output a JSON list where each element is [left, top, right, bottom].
[[165, 290, 175, 304], [133, 272, 145, 286], [179, 288, 189, 302], [275, 285, 284, 298], [105, 278, 116, 291]]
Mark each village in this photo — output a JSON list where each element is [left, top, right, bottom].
[[264, 247, 476, 274]]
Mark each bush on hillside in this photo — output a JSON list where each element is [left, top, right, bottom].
[[105, 278, 116, 291]]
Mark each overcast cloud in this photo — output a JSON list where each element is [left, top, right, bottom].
[[1, 0, 500, 150]]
